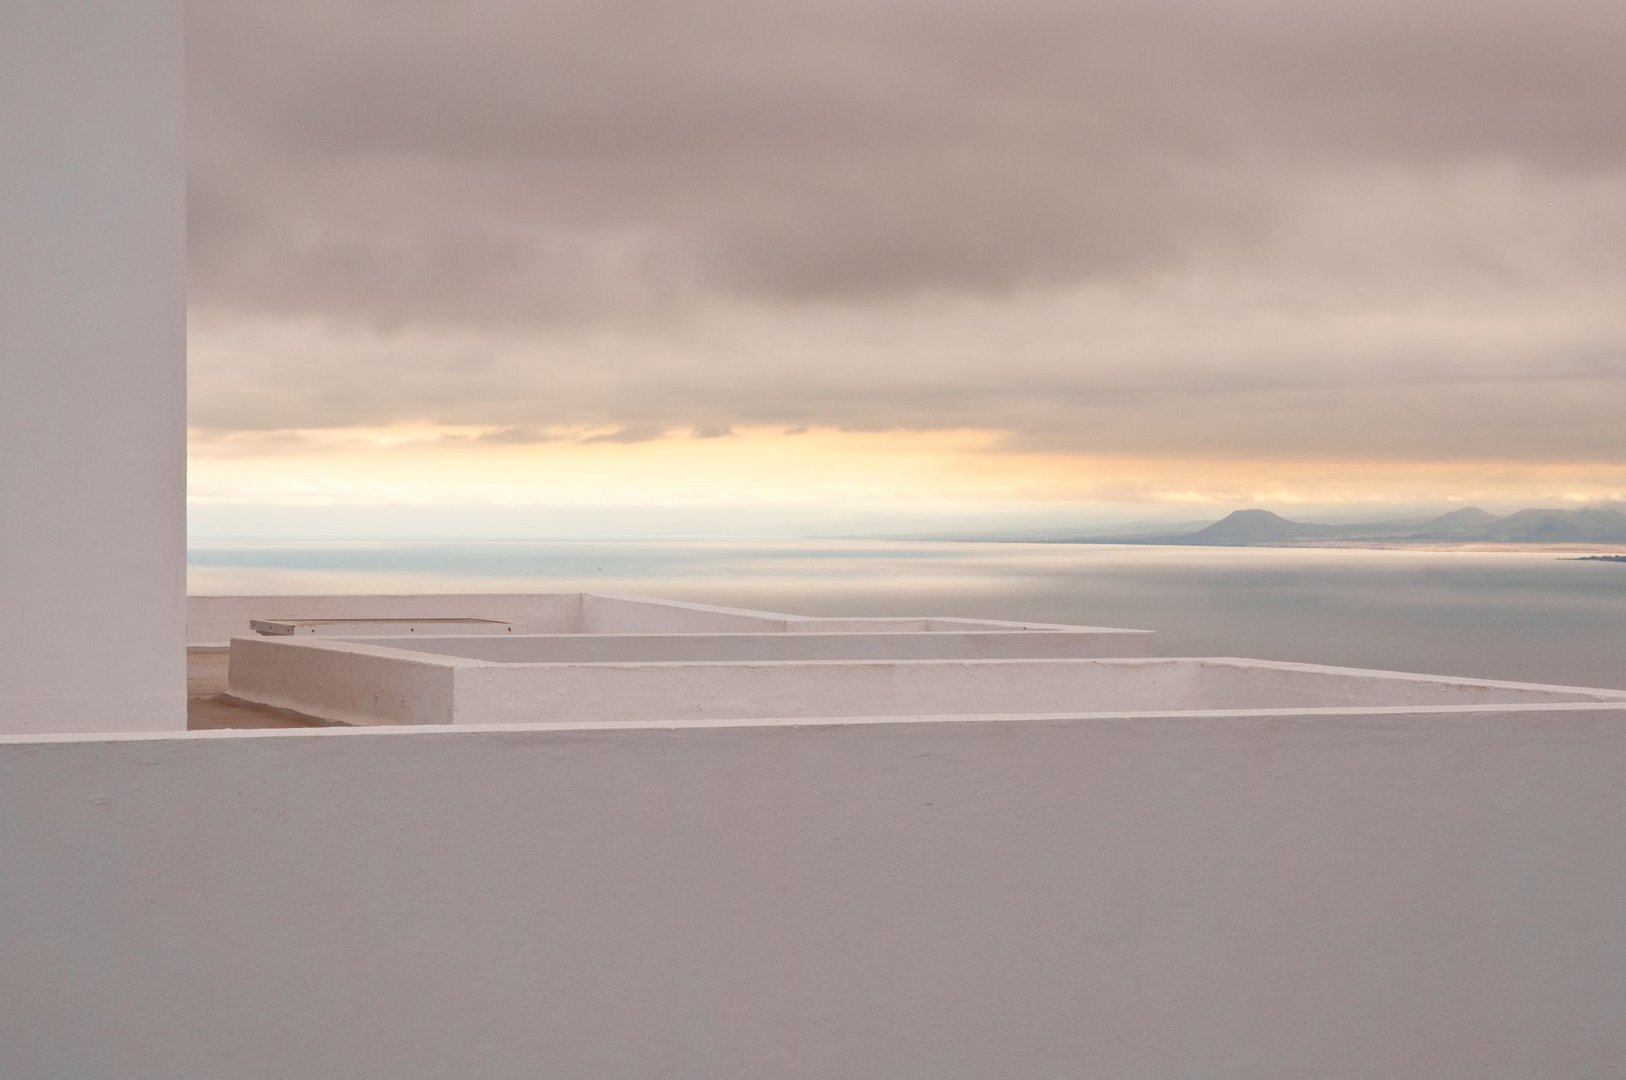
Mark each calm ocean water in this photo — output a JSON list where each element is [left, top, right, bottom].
[[188, 539, 1626, 689]]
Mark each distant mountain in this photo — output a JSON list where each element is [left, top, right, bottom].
[[1053, 505, 1626, 547], [888, 509, 1582, 546], [1411, 506, 1499, 535], [1180, 509, 1345, 545], [1469, 507, 1626, 543]]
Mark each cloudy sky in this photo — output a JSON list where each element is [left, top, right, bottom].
[[187, 0, 1626, 535]]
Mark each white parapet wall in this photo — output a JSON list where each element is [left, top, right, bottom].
[[5, 709, 1626, 1078], [192, 593, 1155, 705], [321, 630, 1159, 664], [188, 593, 587, 646], [188, 592, 1133, 646], [0, 0, 186, 734], [226, 636, 1626, 727]]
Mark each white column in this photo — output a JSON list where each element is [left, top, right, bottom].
[[0, 0, 186, 732]]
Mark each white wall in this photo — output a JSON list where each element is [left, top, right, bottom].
[[441, 662, 1621, 724], [190, 593, 1144, 647], [580, 592, 797, 633], [188, 593, 584, 646], [0, 0, 186, 733], [5, 710, 1626, 1079], [329, 629, 1154, 663], [227, 639, 1626, 727]]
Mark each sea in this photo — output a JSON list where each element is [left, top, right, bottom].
[[188, 539, 1626, 690]]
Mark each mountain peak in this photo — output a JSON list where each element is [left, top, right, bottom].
[[1413, 506, 1498, 534], [1188, 509, 1339, 544], [1476, 506, 1626, 541]]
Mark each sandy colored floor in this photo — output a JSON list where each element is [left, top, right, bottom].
[[189, 694, 328, 730]]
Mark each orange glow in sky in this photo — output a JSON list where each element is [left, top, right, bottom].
[[189, 423, 1626, 520]]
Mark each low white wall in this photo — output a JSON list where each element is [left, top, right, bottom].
[[189, 594, 582, 646], [192, 594, 1140, 649], [579, 593, 797, 633], [788, 617, 1100, 633], [336, 630, 1155, 664], [5, 710, 1626, 1078], [227, 645, 1626, 728], [448, 657, 1620, 726], [449, 657, 1205, 724], [925, 617, 1099, 631], [228, 638, 456, 727], [1198, 658, 1626, 708]]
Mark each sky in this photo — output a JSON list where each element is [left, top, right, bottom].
[[186, 0, 1626, 537]]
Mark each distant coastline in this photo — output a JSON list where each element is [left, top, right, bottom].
[[911, 505, 1626, 552], [1276, 541, 1626, 554]]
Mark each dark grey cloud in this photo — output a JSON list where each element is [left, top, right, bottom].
[[187, 0, 1626, 463]]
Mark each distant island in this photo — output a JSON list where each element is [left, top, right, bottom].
[[935, 506, 1626, 548], [1569, 555, 1626, 563]]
